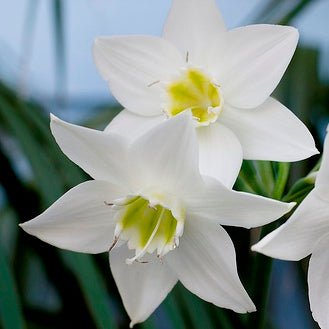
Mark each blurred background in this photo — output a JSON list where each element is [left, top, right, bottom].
[[0, 0, 328, 328]]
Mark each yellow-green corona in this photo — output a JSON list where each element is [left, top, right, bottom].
[[110, 195, 185, 264], [165, 68, 223, 126]]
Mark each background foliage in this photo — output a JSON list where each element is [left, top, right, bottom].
[[0, 0, 328, 328]]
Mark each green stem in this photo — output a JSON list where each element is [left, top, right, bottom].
[[240, 161, 268, 196], [272, 162, 290, 200], [256, 161, 275, 195], [247, 222, 278, 329], [247, 162, 291, 329]]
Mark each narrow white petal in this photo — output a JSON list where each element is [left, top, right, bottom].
[[129, 111, 202, 194], [252, 188, 329, 261], [316, 124, 329, 187], [50, 115, 136, 189], [220, 98, 318, 161], [197, 123, 242, 188], [104, 109, 165, 139], [163, 0, 226, 64], [166, 216, 255, 313], [213, 24, 298, 108], [20, 181, 125, 253], [187, 177, 294, 228], [110, 245, 177, 327], [308, 234, 329, 329], [93, 35, 184, 115]]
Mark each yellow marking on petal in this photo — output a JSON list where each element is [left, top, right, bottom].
[[165, 68, 223, 126]]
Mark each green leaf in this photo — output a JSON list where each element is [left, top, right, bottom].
[[61, 251, 118, 329], [0, 94, 63, 205], [0, 244, 26, 329]]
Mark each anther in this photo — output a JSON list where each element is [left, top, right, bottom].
[[148, 203, 157, 210], [109, 236, 119, 252], [104, 201, 113, 206], [186, 51, 189, 63], [147, 80, 160, 87]]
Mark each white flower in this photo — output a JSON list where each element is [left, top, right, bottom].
[[93, 0, 318, 188], [252, 125, 329, 329], [21, 112, 293, 327]]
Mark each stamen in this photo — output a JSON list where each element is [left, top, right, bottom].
[[135, 259, 148, 264], [147, 80, 160, 87], [109, 236, 119, 252], [104, 201, 113, 206], [148, 202, 157, 210], [186, 51, 189, 63], [125, 208, 165, 264]]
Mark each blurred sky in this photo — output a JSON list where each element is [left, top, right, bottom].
[[0, 0, 328, 108]]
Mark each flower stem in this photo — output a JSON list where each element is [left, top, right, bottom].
[[247, 162, 291, 329]]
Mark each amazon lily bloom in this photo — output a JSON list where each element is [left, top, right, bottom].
[[93, 0, 318, 187], [21, 112, 293, 327], [252, 125, 329, 329]]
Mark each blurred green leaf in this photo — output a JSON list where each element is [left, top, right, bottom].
[[0, 244, 25, 329], [61, 252, 118, 329]]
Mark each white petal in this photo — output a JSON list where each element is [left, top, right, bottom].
[[213, 24, 298, 108], [220, 98, 318, 161], [166, 215, 255, 313], [187, 177, 294, 228], [308, 234, 329, 329], [110, 245, 177, 327], [20, 181, 125, 253], [50, 115, 136, 189], [129, 111, 202, 195], [162, 0, 226, 64], [252, 188, 329, 261], [316, 124, 329, 187], [104, 109, 165, 140], [93, 35, 184, 116], [196, 123, 242, 189]]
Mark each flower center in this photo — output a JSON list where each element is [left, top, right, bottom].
[[165, 68, 223, 126], [109, 195, 185, 264]]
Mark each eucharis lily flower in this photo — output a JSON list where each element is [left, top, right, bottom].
[[21, 112, 293, 327], [252, 125, 329, 329], [93, 0, 318, 188]]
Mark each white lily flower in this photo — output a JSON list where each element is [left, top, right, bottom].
[[252, 125, 329, 329], [93, 0, 318, 188], [21, 112, 294, 327]]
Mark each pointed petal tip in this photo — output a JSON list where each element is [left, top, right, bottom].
[[250, 243, 261, 253], [49, 113, 59, 122], [248, 303, 257, 313], [250, 237, 271, 256], [288, 201, 297, 210]]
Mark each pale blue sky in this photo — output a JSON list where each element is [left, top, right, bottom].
[[0, 0, 328, 104]]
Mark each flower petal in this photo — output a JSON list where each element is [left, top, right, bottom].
[[50, 115, 136, 189], [187, 177, 294, 228], [212, 24, 298, 108], [220, 98, 318, 161], [93, 35, 184, 115], [308, 234, 329, 329], [196, 122, 242, 188], [104, 109, 165, 139], [316, 124, 329, 187], [20, 181, 125, 253], [162, 0, 226, 63], [129, 111, 202, 195], [252, 188, 329, 261], [110, 244, 177, 327], [166, 215, 255, 313]]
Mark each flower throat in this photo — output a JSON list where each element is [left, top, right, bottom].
[[165, 68, 223, 126]]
